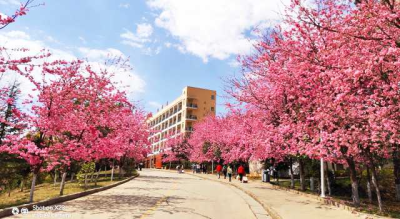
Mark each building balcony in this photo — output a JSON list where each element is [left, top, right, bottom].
[[186, 115, 197, 120], [186, 127, 194, 132], [186, 103, 198, 109]]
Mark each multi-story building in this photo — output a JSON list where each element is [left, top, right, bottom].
[[145, 86, 216, 168]]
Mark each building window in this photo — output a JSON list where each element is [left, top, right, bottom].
[[211, 95, 215, 100], [211, 107, 215, 111]]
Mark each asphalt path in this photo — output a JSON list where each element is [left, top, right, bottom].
[[9, 169, 270, 219]]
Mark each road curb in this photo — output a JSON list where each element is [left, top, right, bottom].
[[0, 174, 139, 218], [187, 172, 281, 219]]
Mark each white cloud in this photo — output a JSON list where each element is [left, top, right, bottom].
[[120, 23, 153, 46], [164, 42, 171, 48], [136, 23, 153, 38], [121, 40, 143, 48], [119, 3, 130, 9], [121, 23, 162, 55], [78, 47, 126, 61], [85, 60, 146, 99], [0, 0, 20, 6], [228, 59, 241, 68], [45, 35, 60, 44], [154, 46, 162, 55], [3, 30, 30, 39], [0, 31, 76, 104], [0, 31, 146, 103], [78, 36, 87, 44], [146, 0, 289, 62], [78, 47, 146, 98], [148, 101, 162, 109]]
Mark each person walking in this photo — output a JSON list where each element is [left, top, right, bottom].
[[139, 162, 143, 171], [222, 165, 227, 179], [176, 165, 180, 173], [238, 165, 245, 182], [227, 165, 233, 182], [202, 164, 207, 174], [216, 164, 222, 179], [196, 164, 201, 173], [179, 165, 184, 174]]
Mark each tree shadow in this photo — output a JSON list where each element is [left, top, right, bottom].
[[55, 194, 186, 219]]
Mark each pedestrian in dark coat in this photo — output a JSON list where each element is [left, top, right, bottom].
[[222, 165, 227, 179]]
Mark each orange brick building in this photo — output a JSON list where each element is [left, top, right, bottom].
[[145, 86, 216, 168]]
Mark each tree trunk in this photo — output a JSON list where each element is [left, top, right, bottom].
[[70, 173, 75, 182], [89, 171, 95, 183], [393, 146, 400, 201], [289, 158, 295, 189], [299, 158, 306, 191], [276, 172, 280, 185], [111, 165, 114, 181], [325, 162, 331, 196], [366, 167, 373, 203], [53, 170, 57, 187], [118, 165, 122, 179], [20, 179, 24, 192], [29, 172, 38, 203], [310, 177, 315, 191], [94, 169, 101, 186], [84, 173, 88, 189], [369, 162, 383, 212], [59, 172, 67, 196], [169, 161, 171, 169], [104, 166, 107, 177], [346, 158, 360, 207]]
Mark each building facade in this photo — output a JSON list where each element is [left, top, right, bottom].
[[145, 86, 216, 168]]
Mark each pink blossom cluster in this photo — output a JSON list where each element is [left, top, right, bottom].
[[187, 0, 400, 206], [0, 58, 150, 172]]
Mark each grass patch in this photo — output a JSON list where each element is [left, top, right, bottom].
[[0, 172, 137, 210]]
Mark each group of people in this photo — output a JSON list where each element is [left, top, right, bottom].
[[191, 163, 208, 174], [216, 164, 246, 183], [190, 163, 247, 183]]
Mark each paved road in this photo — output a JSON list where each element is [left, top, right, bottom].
[[10, 169, 270, 219]]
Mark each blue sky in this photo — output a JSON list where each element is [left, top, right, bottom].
[[0, 0, 288, 115]]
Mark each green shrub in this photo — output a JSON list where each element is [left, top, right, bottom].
[[77, 162, 95, 186]]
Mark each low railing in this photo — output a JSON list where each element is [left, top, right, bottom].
[[186, 103, 198, 108], [186, 115, 197, 120], [186, 127, 194, 131]]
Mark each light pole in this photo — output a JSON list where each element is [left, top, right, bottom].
[[212, 160, 214, 174], [320, 129, 326, 198], [320, 157, 325, 198]]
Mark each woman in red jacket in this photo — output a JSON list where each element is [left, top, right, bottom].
[[216, 164, 222, 179], [237, 165, 245, 182]]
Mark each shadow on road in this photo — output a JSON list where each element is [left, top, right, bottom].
[[134, 174, 183, 184], [61, 194, 186, 219]]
